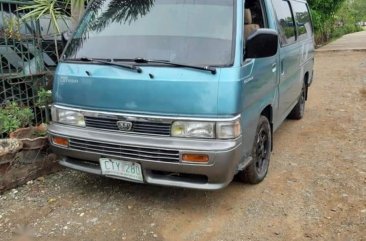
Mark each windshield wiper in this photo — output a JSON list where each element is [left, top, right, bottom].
[[115, 58, 217, 75], [63, 57, 142, 73]]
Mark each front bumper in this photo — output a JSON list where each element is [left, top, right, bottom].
[[48, 123, 243, 190]]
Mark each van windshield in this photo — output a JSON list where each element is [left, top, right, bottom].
[[63, 0, 235, 67]]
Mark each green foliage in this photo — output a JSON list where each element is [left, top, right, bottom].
[[336, 0, 366, 24], [35, 88, 53, 124], [348, 0, 366, 22], [19, 0, 86, 32], [33, 124, 48, 137], [308, 0, 365, 44], [331, 24, 361, 39], [308, 0, 345, 19], [3, 16, 22, 40], [89, 0, 155, 33], [19, 0, 66, 34], [0, 102, 34, 135], [308, 0, 345, 42], [18, 0, 86, 60], [36, 88, 53, 107]]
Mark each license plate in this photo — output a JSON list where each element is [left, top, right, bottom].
[[99, 158, 143, 182]]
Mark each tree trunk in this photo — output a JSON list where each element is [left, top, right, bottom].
[[71, 0, 85, 30]]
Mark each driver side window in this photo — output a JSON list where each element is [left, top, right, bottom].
[[244, 0, 268, 41]]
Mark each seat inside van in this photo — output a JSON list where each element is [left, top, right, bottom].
[[244, 0, 266, 40], [244, 9, 260, 40]]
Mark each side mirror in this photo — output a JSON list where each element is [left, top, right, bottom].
[[245, 29, 278, 59], [61, 31, 72, 46]]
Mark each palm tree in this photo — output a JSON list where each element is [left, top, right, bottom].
[[20, 0, 155, 60], [89, 0, 155, 33], [64, 0, 155, 58], [67, 0, 86, 30], [20, 0, 86, 32], [19, 0, 86, 60]]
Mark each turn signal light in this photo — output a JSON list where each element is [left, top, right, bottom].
[[182, 154, 209, 163], [52, 136, 69, 147]]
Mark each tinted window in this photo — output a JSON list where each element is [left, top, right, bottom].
[[291, 1, 312, 41], [272, 0, 296, 45], [64, 0, 235, 67]]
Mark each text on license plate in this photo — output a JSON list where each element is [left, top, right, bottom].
[[99, 158, 143, 182]]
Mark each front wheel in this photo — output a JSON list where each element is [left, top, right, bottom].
[[238, 116, 272, 184]]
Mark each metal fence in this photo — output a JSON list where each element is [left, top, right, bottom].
[[0, 0, 49, 137]]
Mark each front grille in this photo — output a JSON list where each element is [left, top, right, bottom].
[[84, 116, 171, 136], [69, 138, 180, 163]]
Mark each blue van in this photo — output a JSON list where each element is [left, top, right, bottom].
[[49, 0, 314, 190]]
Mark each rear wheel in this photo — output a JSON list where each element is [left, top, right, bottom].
[[238, 116, 272, 184], [288, 85, 306, 120]]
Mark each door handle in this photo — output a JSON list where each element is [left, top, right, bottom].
[[272, 63, 277, 73], [281, 60, 285, 75]]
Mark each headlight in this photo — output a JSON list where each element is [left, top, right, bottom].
[[171, 119, 241, 139], [171, 121, 215, 139], [51, 107, 85, 127], [216, 120, 241, 139]]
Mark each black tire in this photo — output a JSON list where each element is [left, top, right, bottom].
[[238, 116, 272, 184], [288, 85, 306, 120]]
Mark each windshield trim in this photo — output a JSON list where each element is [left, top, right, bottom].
[[61, 0, 237, 68]]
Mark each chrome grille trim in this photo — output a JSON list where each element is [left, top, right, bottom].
[[84, 116, 171, 136], [53, 105, 241, 122], [69, 139, 180, 162]]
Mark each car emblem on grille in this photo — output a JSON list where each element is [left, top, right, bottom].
[[117, 121, 133, 131]]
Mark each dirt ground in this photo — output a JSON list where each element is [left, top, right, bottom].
[[0, 51, 365, 241]]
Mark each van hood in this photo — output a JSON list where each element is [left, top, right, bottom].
[[53, 63, 221, 116]]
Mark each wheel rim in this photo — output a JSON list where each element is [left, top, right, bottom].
[[255, 127, 270, 175]]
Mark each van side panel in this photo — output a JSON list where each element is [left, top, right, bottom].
[[240, 0, 279, 161], [299, 39, 315, 85], [217, 69, 243, 115], [215, 0, 247, 116], [241, 59, 277, 157], [277, 43, 302, 123], [297, 2, 315, 87]]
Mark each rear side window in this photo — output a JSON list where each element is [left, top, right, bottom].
[[272, 0, 296, 46], [291, 1, 313, 41]]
